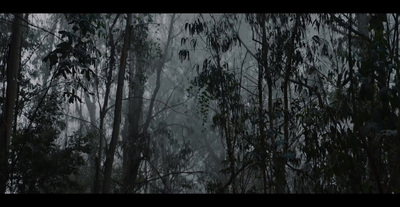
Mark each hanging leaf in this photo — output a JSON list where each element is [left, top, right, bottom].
[[181, 37, 187, 46], [190, 39, 197, 50], [203, 58, 208, 70], [193, 64, 200, 74]]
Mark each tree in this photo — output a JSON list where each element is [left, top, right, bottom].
[[121, 13, 148, 193], [121, 13, 176, 193], [102, 13, 132, 194], [3, 12, 400, 194], [93, 13, 121, 194], [9, 90, 89, 193], [0, 13, 24, 193]]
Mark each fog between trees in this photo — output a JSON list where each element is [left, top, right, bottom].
[[0, 13, 399, 193]]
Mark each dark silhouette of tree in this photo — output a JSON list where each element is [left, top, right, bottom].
[[102, 13, 132, 194], [0, 13, 24, 193]]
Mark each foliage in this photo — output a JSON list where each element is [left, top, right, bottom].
[[42, 14, 105, 103], [9, 92, 90, 193], [181, 13, 400, 193], [3, 13, 400, 194]]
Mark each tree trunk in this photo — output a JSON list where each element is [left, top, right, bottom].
[[143, 14, 175, 133], [41, 14, 60, 95], [93, 13, 120, 194], [121, 46, 145, 193], [134, 14, 175, 193], [0, 13, 24, 193], [258, 13, 268, 194], [121, 13, 147, 193], [386, 14, 400, 194], [102, 13, 131, 194], [276, 13, 299, 193], [160, 133, 172, 193], [85, 94, 97, 126], [354, 13, 385, 193]]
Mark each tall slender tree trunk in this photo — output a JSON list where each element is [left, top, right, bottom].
[[85, 94, 97, 125], [386, 14, 400, 194], [121, 13, 177, 193], [353, 14, 367, 136], [142, 13, 175, 134], [0, 13, 24, 194], [9, 13, 29, 193], [276, 13, 299, 193], [346, 13, 362, 193], [354, 13, 384, 193], [93, 13, 120, 194], [121, 45, 145, 193], [102, 13, 132, 193], [143, 14, 176, 193], [121, 13, 147, 193], [258, 13, 269, 194], [41, 14, 60, 95], [84, 89, 97, 192], [160, 133, 172, 193]]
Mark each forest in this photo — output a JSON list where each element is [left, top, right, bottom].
[[0, 13, 399, 194]]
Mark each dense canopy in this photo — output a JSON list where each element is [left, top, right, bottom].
[[0, 13, 399, 194]]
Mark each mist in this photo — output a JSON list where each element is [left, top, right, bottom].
[[0, 13, 398, 194]]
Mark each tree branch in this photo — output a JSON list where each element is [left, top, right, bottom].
[[328, 13, 372, 44]]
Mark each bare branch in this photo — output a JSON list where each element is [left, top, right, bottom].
[[61, 112, 100, 132], [0, 14, 63, 41]]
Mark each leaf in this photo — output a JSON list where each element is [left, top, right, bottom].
[[196, 22, 203, 34], [185, 22, 189, 31], [72, 25, 79, 32], [61, 70, 67, 79], [203, 58, 208, 70], [191, 25, 196, 36], [64, 67, 71, 74], [96, 49, 102, 58], [43, 53, 58, 68], [188, 24, 192, 35], [312, 35, 320, 44], [86, 69, 91, 81], [58, 31, 74, 45], [341, 76, 350, 87], [337, 73, 342, 87], [190, 39, 197, 50], [178, 50, 183, 62], [74, 94, 82, 103]]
